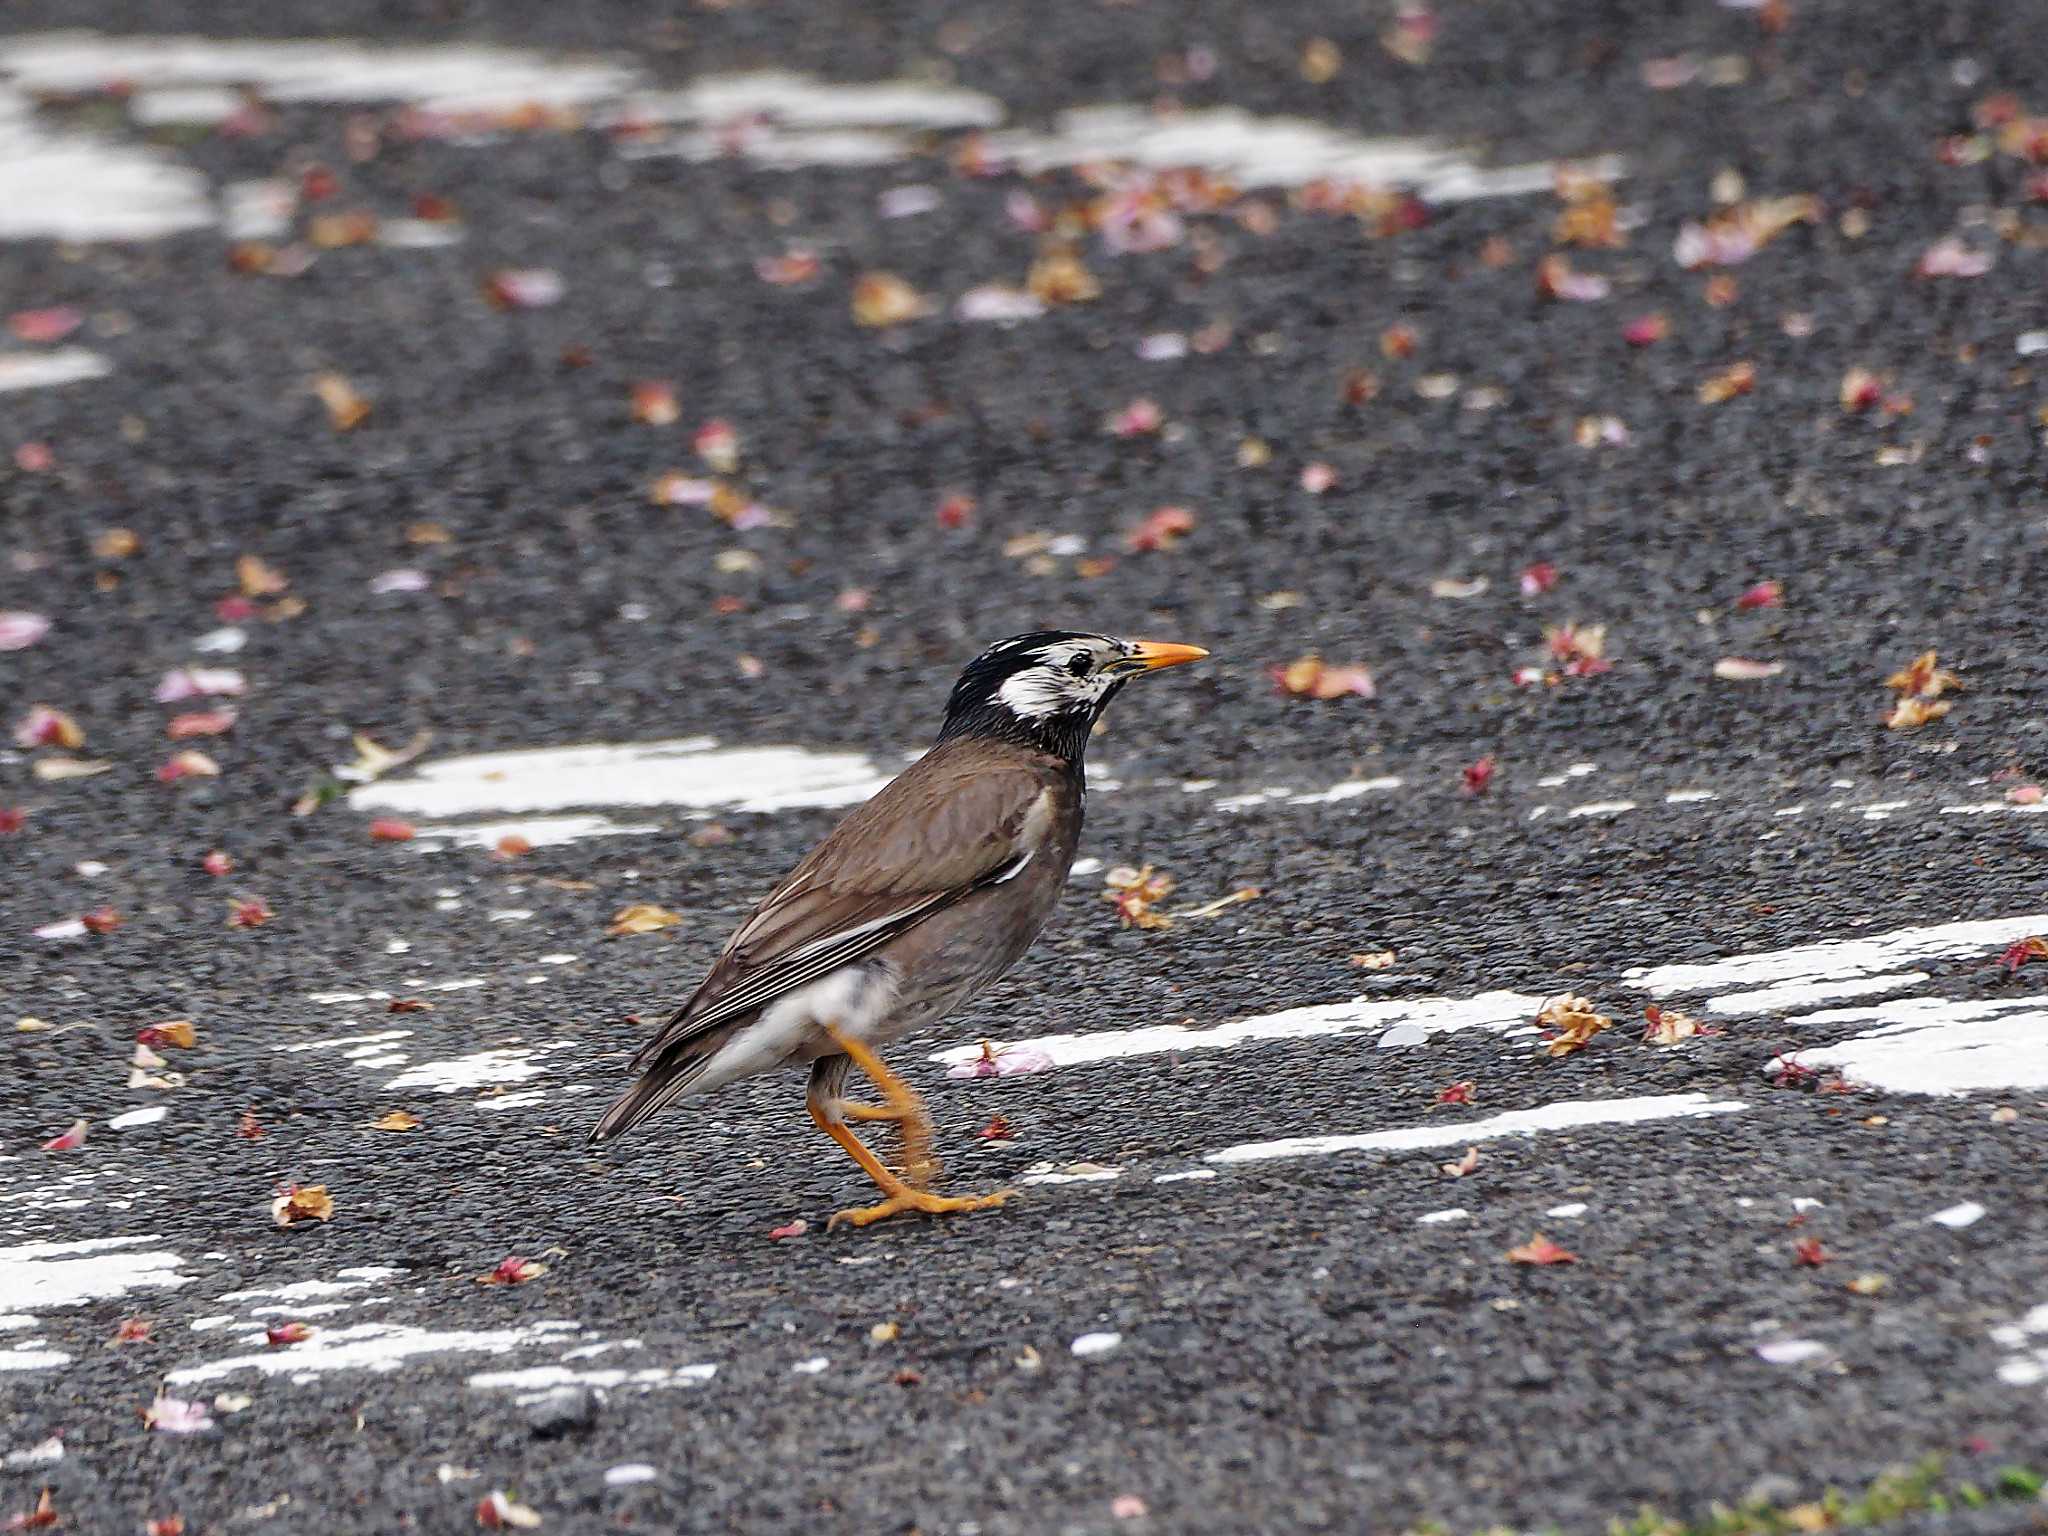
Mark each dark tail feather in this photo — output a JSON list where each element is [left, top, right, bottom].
[[586, 1046, 719, 1146]]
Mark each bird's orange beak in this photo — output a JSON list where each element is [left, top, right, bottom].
[[1123, 640, 1210, 672]]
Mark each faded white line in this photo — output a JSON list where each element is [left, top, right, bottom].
[[168, 1319, 588, 1384], [1205, 1093, 1746, 1166], [349, 738, 892, 821], [1627, 914, 2048, 996], [1788, 997, 2048, 1094], [927, 990, 1546, 1073], [1706, 972, 1929, 1016]]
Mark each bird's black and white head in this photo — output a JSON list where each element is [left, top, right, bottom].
[[936, 630, 1208, 761]]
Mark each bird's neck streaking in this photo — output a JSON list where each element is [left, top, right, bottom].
[[936, 693, 1104, 766]]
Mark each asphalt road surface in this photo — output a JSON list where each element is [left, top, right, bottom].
[[5, 2, 2048, 1532]]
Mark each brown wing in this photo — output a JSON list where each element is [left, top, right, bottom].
[[626, 742, 1059, 1071]]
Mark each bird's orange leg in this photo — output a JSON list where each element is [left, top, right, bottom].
[[808, 1029, 1012, 1229]]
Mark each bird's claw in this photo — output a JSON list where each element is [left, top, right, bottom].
[[827, 1187, 1015, 1231]]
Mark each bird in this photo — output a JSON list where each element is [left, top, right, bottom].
[[589, 631, 1209, 1228]]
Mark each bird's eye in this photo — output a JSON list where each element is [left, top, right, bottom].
[[1066, 654, 1092, 677]]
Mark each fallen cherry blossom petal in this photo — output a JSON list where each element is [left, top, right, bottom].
[[649, 473, 716, 507], [476, 1491, 542, 1530], [0, 807, 25, 834], [1436, 1080, 1476, 1106], [1124, 506, 1195, 552], [1886, 696, 1951, 731], [1537, 994, 1612, 1057], [977, 1114, 1015, 1141], [158, 751, 221, 782], [755, 249, 820, 286], [477, 1256, 548, 1285], [851, 271, 927, 326], [271, 1183, 333, 1227], [1794, 1236, 1830, 1267], [1299, 462, 1336, 494], [1027, 249, 1100, 305], [14, 705, 83, 750], [369, 568, 431, 594], [1698, 360, 1756, 404], [167, 709, 236, 739], [1885, 649, 1962, 699], [629, 380, 679, 426], [368, 819, 416, 843], [608, 903, 682, 937], [494, 835, 532, 859], [1272, 656, 1375, 700], [946, 1041, 1057, 1080], [9, 306, 83, 343], [1915, 236, 1992, 278], [1429, 576, 1488, 599], [693, 420, 740, 474], [4, 1488, 58, 1531], [81, 906, 121, 935], [1461, 756, 1497, 796], [1839, 367, 1884, 412], [936, 493, 975, 529], [143, 1397, 214, 1435], [1111, 1496, 1150, 1521], [312, 373, 371, 431], [154, 667, 246, 702], [1735, 580, 1782, 610], [2000, 937, 2048, 974], [1442, 1146, 1480, 1178], [41, 1119, 89, 1152], [0, 612, 51, 651], [229, 897, 274, 927], [767, 1220, 808, 1240], [1518, 562, 1559, 596], [954, 285, 1045, 323], [1713, 657, 1784, 681], [34, 757, 111, 782], [137, 1020, 196, 1049], [1109, 397, 1163, 437], [878, 185, 940, 219], [1506, 1233, 1577, 1265], [265, 1322, 314, 1346], [1137, 332, 1187, 361], [1622, 312, 1669, 346], [1536, 253, 1610, 302], [2007, 785, 2045, 806], [484, 268, 564, 309], [33, 918, 87, 940], [1643, 1005, 1715, 1045]]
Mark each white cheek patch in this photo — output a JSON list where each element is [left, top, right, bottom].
[[994, 668, 1084, 720]]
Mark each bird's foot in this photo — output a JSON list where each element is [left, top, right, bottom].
[[827, 1187, 1014, 1231]]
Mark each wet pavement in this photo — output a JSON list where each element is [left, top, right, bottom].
[[4, 2, 2048, 1532]]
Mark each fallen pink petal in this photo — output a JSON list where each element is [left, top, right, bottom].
[[154, 668, 247, 702], [8, 306, 84, 343], [41, 1118, 89, 1152], [1915, 236, 1992, 279], [0, 612, 51, 651], [1714, 657, 1785, 680], [369, 569, 432, 594], [143, 1397, 214, 1435], [955, 285, 1047, 323], [946, 1044, 1057, 1080]]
